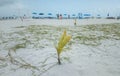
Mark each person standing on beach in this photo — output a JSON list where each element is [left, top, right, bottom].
[[74, 18, 77, 25], [68, 15, 70, 19], [57, 14, 59, 19], [59, 14, 62, 19]]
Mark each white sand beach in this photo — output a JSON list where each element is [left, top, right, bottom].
[[1, 19, 120, 27], [0, 19, 120, 32], [0, 19, 120, 76]]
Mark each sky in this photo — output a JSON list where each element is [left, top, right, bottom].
[[0, 0, 120, 17]]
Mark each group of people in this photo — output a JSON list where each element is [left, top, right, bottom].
[[56, 14, 62, 19], [56, 14, 71, 19], [56, 14, 77, 25]]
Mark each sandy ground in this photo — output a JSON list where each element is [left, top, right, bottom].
[[0, 19, 120, 31], [0, 19, 120, 76]]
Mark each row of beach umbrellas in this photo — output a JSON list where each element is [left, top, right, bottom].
[[32, 12, 85, 16], [32, 12, 52, 15], [32, 12, 95, 18]]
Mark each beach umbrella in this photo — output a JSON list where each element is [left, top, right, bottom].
[[32, 12, 37, 14], [47, 13, 53, 18], [84, 14, 91, 16], [72, 14, 76, 16], [64, 14, 67, 16], [97, 14, 100, 16], [48, 13, 52, 15], [39, 13, 44, 15]]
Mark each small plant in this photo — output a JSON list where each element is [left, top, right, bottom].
[[56, 30, 71, 64]]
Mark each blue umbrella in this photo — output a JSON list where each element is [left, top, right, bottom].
[[39, 13, 44, 15], [97, 14, 100, 16], [72, 14, 76, 16], [48, 13, 52, 15], [32, 12, 37, 14], [84, 14, 91, 16], [64, 14, 67, 16]]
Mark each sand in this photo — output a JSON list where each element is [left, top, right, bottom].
[[0, 19, 120, 76], [0, 19, 120, 30]]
